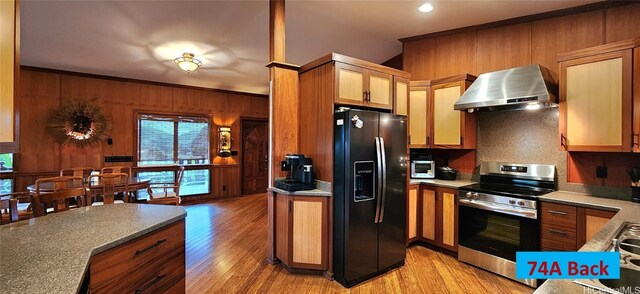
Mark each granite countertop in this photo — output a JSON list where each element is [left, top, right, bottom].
[[535, 191, 640, 293], [0, 204, 187, 294], [409, 178, 476, 189], [268, 180, 332, 197]]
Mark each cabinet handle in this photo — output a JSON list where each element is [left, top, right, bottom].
[[633, 133, 639, 148], [408, 135, 411, 145], [460, 136, 463, 146], [427, 136, 430, 145], [367, 90, 371, 102], [135, 239, 167, 256], [547, 210, 567, 216], [560, 134, 567, 149], [135, 275, 166, 293], [547, 229, 568, 236], [289, 200, 293, 212]]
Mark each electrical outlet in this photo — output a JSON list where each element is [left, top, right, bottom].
[[596, 166, 608, 179]]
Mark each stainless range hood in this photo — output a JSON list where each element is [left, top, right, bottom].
[[454, 64, 558, 112]]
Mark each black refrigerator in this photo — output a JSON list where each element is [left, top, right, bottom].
[[333, 109, 407, 288]]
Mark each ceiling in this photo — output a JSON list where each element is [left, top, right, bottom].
[[21, 0, 600, 95]]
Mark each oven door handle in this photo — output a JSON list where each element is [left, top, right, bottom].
[[459, 198, 538, 219]]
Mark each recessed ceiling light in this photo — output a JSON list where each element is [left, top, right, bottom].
[[418, 3, 434, 13]]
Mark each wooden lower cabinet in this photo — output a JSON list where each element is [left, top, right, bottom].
[[407, 185, 419, 243], [90, 220, 186, 294], [540, 201, 617, 251], [273, 192, 329, 271], [407, 185, 458, 252]]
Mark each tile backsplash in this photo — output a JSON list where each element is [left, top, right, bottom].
[[477, 108, 633, 200]]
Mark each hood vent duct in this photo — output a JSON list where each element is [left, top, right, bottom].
[[454, 64, 558, 112]]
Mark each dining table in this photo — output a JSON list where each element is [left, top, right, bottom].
[[27, 176, 152, 202]]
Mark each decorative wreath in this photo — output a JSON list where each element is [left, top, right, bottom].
[[47, 99, 110, 147]]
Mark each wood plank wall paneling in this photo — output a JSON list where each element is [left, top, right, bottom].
[[531, 10, 605, 81], [15, 69, 268, 198], [434, 31, 477, 78], [298, 63, 334, 182], [270, 66, 300, 182], [402, 38, 436, 80], [402, 3, 640, 187]]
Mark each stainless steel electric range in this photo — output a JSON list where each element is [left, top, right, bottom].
[[458, 162, 557, 288]]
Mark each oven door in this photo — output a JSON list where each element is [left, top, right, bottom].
[[458, 197, 539, 262]]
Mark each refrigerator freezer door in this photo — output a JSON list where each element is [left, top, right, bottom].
[[334, 109, 380, 285], [377, 112, 407, 271]]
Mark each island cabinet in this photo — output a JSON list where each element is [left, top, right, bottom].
[[270, 191, 330, 272], [0, 0, 18, 151], [90, 219, 186, 293], [540, 201, 617, 251], [407, 185, 458, 252], [408, 74, 477, 149], [558, 39, 640, 152]]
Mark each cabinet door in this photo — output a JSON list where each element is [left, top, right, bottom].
[[407, 185, 418, 243], [577, 208, 617, 248], [560, 50, 632, 152], [409, 85, 429, 147], [291, 197, 326, 270], [394, 77, 409, 116], [335, 62, 366, 106], [421, 187, 437, 245], [439, 188, 457, 251], [367, 70, 393, 110], [432, 82, 462, 147], [0, 0, 16, 143]]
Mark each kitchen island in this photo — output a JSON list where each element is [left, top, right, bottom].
[[535, 191, 640, 293], [0, 204, 187, 294]]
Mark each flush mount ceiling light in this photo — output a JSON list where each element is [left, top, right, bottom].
[[418, 2, 434, 13], [174, 52, 203, 73]]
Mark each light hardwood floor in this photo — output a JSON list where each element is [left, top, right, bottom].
[[184, 193, 533, 293]]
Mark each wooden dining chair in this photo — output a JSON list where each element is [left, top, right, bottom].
[[147, 166, 185, 205], [0, 192, 33, 223], [101, 166, 132, 176], [60, 167, 94, 179], [32, 176, 86, 217], [87, 173, 129, 206]]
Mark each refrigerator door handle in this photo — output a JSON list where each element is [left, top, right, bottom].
[[379, 137, 387, 223], [374, 137, 383, 223]]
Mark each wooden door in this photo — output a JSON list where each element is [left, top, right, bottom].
[[291, 197, 327, 270], [432, 82, 462, 147], [409, 82, 429, 148], [560, 50, 632, 152], [335, 62, 365, 106], [439, 188, 458, 252], [242, 119, 269, 195], [367, 70, 393, 110], [407, 185, 418, 243], [577, 208, 617, 248], [394, 77, 409, 115], [421, 187, 437, 245]]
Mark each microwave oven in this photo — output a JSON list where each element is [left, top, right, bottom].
[[411, 160, 435, 179]]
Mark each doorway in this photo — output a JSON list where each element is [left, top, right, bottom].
[[241, 119, 269, 195]]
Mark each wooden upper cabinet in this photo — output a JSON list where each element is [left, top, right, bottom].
[[0, 0, 17, 148], [408, 81, 430, 148], [558, 41, 636, 152], [336, 62, 366, 106], [394, 77, 409, 116], [429, 74, 477, 149], [334, 62, 394, 110]]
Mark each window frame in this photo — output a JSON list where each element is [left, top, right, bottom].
[[135, 111, 213, 167], [134, 111, 214, 197]]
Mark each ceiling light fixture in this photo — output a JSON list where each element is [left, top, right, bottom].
[[418, 2, 434, 13], [174, 52, 203, 73]]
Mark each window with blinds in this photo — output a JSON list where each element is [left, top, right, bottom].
[[137, 114, 210, 166]]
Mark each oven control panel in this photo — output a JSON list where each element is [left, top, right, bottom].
[[461, 191, 537, 210]]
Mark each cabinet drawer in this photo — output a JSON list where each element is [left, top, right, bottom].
[[540, 202, 577, 229], [541, 223, 577, 251], [90, 220, 185, 290]]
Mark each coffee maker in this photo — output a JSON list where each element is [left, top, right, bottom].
[[275, 154, 315, 191]]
